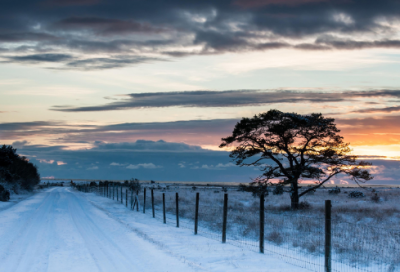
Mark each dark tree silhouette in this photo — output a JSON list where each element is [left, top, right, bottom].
[[0, 145, 40, 191], [220, 110, 373, 209]]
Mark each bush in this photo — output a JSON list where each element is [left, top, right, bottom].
[[371, 193, 380, 203], [298, 201, 312, 210], [329, 187, 341, 194], [273, 185, 284, 195], [129, 178, 141, 192], [238, 183, 268, 197], [349, 191, 365, 198], [0, 145, 40, 191], [0, 184, 10, 202]]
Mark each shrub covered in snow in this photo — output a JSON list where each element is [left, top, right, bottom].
[[328, 187, 341, 194], [0, 184, 10, 202], [128, 178, 141, 192], [349, 191, 365, 198]]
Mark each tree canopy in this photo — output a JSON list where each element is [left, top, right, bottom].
[[0, 145, 40, 191], [220, 110, 373, 209]]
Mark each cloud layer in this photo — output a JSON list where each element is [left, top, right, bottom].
[[51, 89, 400, 111], [1, 0, 400, 70], [10, 139, 400, 184], [2, 113, 400, 149]]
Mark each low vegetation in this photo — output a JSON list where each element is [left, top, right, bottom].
[[138, 184, 400, 270], [0, 145, 40, 200]]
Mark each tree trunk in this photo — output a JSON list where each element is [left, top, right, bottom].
[[290, 181, 300, 209]]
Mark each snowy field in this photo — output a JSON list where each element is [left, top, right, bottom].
[[86, 182, 400, 272], [0, 187, 310, 272]]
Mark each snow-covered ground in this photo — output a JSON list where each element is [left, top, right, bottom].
[[0, 189, 37, 212], [0, 187, 309, 272]]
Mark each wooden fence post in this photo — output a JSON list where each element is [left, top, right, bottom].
[[143, 188, 146, 213], [131, 190, 133, 209], [113, 183, 115, 200], [176, 192, 179, 228], [325, 200, 332, 272], [117, 184, 119, 201], [194, 192, 199, 235], [126, 189, 128, 207], [136, 191, 139, 211], [259, 193, 265, 253], [163, 193, 166, 224], [151, 189, 155, 218], [107, 183, 108, 198], [222, 193, 228, 243], [120, 186, 123, 204]]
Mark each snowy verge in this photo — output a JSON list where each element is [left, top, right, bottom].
[[0, 187, 44, 212], [80, 189, 310, 272]]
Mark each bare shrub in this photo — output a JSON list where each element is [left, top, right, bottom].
[[328, 187, 341, 194], [371, 193, 380, 203], [298, 201, 311, 210], [266, 231, 283, 245]]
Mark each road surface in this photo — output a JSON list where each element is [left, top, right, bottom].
[[0, 187, 195, 272], [0, 187, 309, 272]]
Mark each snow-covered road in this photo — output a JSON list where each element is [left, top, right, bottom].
[[0, 187, 308, 272]]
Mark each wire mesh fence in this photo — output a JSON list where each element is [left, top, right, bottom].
[[76, 184, 400, 272], [331, 219, 400, 272], [263, 210, 325, 271]]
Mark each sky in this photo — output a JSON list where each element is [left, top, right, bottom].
[[0, 0, 400, 183]]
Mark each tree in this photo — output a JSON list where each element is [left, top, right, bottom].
[[0, 145, 40, 191], [220, 110, 373, 209]]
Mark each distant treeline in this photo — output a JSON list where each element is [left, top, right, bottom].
[[0, 145, 40, 191]]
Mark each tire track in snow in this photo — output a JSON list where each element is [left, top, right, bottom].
[[0, 187, 197, 272], [85, 198, 208, 272]]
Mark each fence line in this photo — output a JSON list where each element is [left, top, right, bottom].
[[75, 184, 399, 272]]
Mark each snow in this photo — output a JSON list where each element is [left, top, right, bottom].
[[0, 187, 309, 272]]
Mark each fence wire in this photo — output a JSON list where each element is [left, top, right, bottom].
[[331, 219, 400, 272], [263, 210, 325, 272], [77, 185, 400, 272]]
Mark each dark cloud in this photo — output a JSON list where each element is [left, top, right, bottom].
[[64, 56, 163, 70], [1, 0, 400, 69], [52, 16, 165, 35], [0, 32, 58, 42], [0, 121, 67, 131], [5, 53, 73, 63], [233, 0, 329, 8], [351, 106, 400, 113], [51, 89, 400, 112], [315, 35, 400, 50], [2, 113, 400, 150], [92, 140, 204, 152], [43, 0, 100, 7], [1, 53, 163, 70], [0, 119, 238, 147]]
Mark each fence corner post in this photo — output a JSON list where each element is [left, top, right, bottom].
[[259, 193, 265, 253], [222, 193, 228, 243], [325, 199, 332, 272], [194, 192, 199, 235], [163, 193, 166, 224]]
